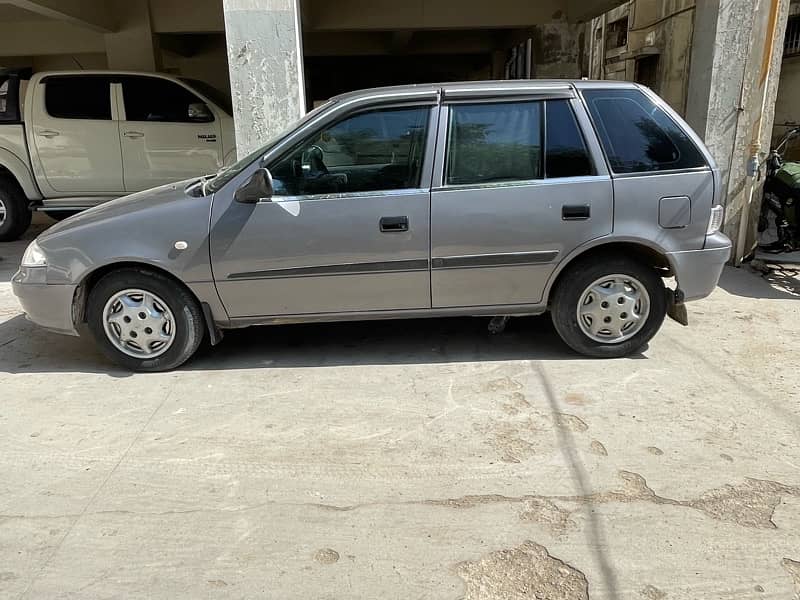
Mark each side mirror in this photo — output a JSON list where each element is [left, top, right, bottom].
[[234, 168, 274, 204], [188, 102, 213, 122]]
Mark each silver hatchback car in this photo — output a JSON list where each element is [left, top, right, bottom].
[[12, 80, 731, 371]]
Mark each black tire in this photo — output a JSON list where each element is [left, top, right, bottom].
[[550, 256, 667, 358], [86, 268, 205, 372], [45, 210, 81, 222], [0, 177, 32, 242]]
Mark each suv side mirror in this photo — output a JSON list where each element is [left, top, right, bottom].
[[235, 168, 274, 204], [188, 102, 213, 122]]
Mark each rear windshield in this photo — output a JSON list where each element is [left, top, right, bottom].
[[581, 88, 706, 174]]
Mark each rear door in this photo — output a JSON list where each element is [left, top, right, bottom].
[[32, 75, 123, 193], [117, 76, 223, 191], [430, 91, 613, 308], [578, 85, 713, 252]]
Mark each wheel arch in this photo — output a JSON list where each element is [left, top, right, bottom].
[[72, 261, 214, 338], [0, 150, 42, 200], [545, 238, 674, 306]]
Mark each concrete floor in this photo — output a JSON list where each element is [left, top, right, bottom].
[[1, 220, 799, 599]]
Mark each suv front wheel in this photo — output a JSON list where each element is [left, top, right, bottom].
[[550, 257, 667, 358]]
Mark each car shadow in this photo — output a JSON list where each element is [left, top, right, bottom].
[[0, 312, 648, 375]]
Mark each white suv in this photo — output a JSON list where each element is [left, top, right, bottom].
[[0, 69, 235, 241]]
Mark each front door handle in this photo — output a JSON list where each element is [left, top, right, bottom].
[[38, 130, 60, 138], [379, 216, 409, 232], [562, 205, 591, 220], [123, 131, 145, 139]]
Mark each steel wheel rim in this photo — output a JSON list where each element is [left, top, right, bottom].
[[576, 274, 650, 344], [103, 289, 176, 359], [0, 197, 6, 225]]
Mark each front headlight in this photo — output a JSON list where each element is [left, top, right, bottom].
[[21, 240, 47, 267]]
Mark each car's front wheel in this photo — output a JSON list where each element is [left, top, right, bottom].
[[550, 256, 667, 358], [86, 268, 205, 372]]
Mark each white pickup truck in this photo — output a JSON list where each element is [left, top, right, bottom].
[[0, 69, 235, 241]]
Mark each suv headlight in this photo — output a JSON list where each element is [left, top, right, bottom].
[[21, 240, 47, 267]]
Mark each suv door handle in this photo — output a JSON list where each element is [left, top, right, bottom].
[[123, 131, 145, 139], [380, 216, 409, 232], [38, 130, 60, 138], [562, 205, 591, 220]]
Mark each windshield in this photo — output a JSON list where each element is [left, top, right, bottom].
[[179, 78, 233, 115], [205, 101, 335, 194]]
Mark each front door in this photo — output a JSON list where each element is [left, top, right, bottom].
[[116, 76, 223, 191], [211, 104, 436, 318], [32, 75, 123, 194], [430, 98, 613, 307]]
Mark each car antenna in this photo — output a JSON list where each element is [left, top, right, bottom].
[[72, 56, 84, 70]]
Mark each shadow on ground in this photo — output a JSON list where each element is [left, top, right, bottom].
[[718, 263, 800, 300], [0, 313, 644, 375]]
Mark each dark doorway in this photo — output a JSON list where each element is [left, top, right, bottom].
[[634, 54, 660, 93]]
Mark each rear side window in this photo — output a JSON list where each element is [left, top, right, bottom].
[[121, 77, 213, 123], [45, 77, 111, 120], [545, 100, 594, 178], [447, 101, 542, 185], [582, 88, 706, 174]]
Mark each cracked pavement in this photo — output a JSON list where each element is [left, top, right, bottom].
[[1, 220, 799, 599]]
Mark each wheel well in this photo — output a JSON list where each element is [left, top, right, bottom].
[[547, 242, 672, 305], [72, 262, 204, 326], [0, 166, 22, 190]]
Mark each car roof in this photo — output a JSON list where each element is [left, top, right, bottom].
[[330, 79, 641, 102]]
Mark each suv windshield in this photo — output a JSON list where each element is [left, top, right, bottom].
[[205, 101, 335, 194], [179, 78, 233, 115]]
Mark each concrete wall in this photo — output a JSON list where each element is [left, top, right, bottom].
[[586, 1, 695, 114], [687, 0, 790, 261]]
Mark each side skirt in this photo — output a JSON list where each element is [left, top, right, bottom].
[[217, 303, 548, 330]]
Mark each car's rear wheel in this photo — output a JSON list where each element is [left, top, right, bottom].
[[86, 268, 205, 372], [550, 256, 667, 358], [0, 177, 32, 242]]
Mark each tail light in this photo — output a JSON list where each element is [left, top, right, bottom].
[[706, 205, 724, 235]]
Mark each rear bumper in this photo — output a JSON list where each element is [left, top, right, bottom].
[[667, 232, 732, 302], [11, 269, 78, 336]]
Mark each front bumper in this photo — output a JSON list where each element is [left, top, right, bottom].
[[667, 232, 732, 302], [11, 269, 79, 336]]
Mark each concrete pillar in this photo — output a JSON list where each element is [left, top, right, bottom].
[[222, 0, 306, 158], [686, 0, 790, 263], [104, 0, 158, 72]]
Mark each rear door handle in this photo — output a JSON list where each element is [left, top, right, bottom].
[[379, 216, 409, 232], [38, 130, 60, 138], [562, 205, 591, 220], [123, 131, 145, 139]]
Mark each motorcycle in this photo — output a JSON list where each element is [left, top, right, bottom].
[[759, 126, 800, 253]]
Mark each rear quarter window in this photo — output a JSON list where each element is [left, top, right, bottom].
[[581, 88, 706, 174]]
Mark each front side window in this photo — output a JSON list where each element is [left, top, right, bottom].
[[446, 101, 542, 186], [121, 77, 213, 123], [45, 77, 111, 120], [582, 88, 706, 174], [269, 106, 430, 196]]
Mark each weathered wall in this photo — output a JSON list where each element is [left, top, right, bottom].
[[586, 1, 695, 114], [222, 0, 305, 158], [772, 55, 800, 159], [687, 0, 790, 261]]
